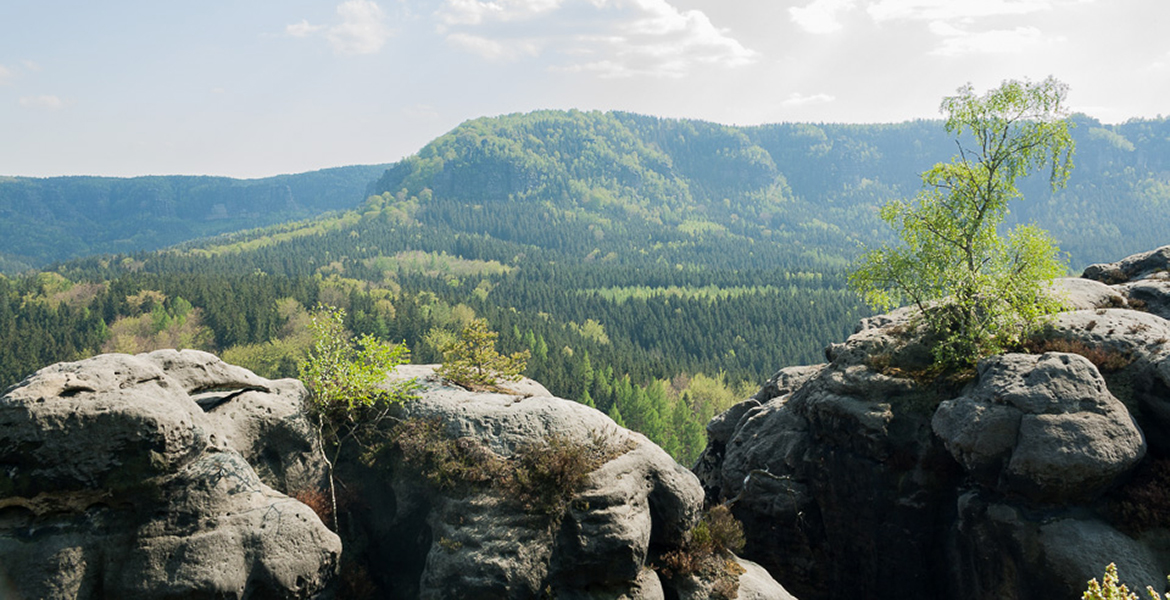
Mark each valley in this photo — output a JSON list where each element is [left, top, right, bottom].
[[3, 109, 1169, 463]]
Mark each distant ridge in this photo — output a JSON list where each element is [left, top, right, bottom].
[[0, 164, 389, 273], [6, 111, 1170, 273], [371, 109, 1170, 270]]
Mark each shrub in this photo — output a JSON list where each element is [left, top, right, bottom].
[[297, 304, 417, 529], [701, 504, 746, 554], [292, 487, 333, 525], [390, 417, 506, 491], [1023, 336, 1135, 373], [299, 304, 416, 419], [437, 318, 530, 389], [391, 418, 632, 520], [506, 431, 633, 517], [1111, 458, 1170, 534], [655, 505, 748, 600], [1082, 563, 1170, 600]]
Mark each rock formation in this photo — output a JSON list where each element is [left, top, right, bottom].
[[342, 364, 794, 600], [1, 351, 792, 599], [695, 245, 1170, 600], [0, 349, 340, 599]]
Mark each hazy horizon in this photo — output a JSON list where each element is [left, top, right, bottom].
[[3, 0, 1167, 179]]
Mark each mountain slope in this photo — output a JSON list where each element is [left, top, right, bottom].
[[0, 164, 389, 272], [372, 110, 1170, 270]]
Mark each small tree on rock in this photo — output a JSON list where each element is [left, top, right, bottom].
[[298, 304, 416, 527], [849, 77, 1075, 369], [437, 318, 530, 389]]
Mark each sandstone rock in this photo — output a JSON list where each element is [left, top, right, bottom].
[[1044, 309, 1170, 451], [734, 557, 799, 600], [933, 352, 1146, 503], [1083, 244, 1170, 284], [352, 364, 792, 600], [694, 364, 825, 498], [701, 316, 954, 600], [671, 556, 798, 600], [947, 490, 1162, 600], [1049, 309, 1170, 362], [1047, 276, 1128, 310], [1121, 278, 1170, 320], [695, 246, 1170, 600], [753, 364, 828, 404], [0, 350, 340, 599], [1037, 517, 1163, 598]]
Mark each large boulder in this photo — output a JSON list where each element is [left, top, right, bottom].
[[1040, 309, 1170, 451], [932, 352, 1145, 503], [1047, 277, 1128, 310], [0, 349, 340, 599], [348, 364, 792, 600], [1083, 244, 1170, 285]]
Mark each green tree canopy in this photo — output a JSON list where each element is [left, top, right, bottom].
[[849, 77, 1075, 368], [437, 317, 530, 389], [298, 304, 416, 528], [299, 304, 414, 419]]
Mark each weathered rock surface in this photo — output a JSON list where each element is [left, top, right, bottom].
[[348, 364, 792, 600], [1083, 244, 1170, 285], [933, 352, 1145, 503], [946, 489, 1165, 600], [1048, 276, 1127, 310], [696, 245, 1170, 600], [1045, 308, 1170, 452], [0, 349, 340, 599]]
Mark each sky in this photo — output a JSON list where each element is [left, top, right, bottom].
[[1, 0, 1167, 178]]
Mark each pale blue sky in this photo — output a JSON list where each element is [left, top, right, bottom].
[[1, 0, 1167, 178]]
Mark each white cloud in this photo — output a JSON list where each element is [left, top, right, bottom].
[[19, 95, 64, 110], [286, 19, 325, 38], [443, 0, 756, 77], [328, 0, 392, 54], [858, 0, 1082, 58], [867, 0, 1054, 22], [928, 21, 1059, 56], [607, 0, 756, 74], [790, 0, 856, 34], [783, 92, 836, 106], [439, 0, 564, 27], [0, 64, 11, 85], [287, 0, 392, 55], [446, 32, 541, 60]]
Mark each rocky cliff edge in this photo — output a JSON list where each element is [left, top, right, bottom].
[[695, 244, 1170, 600]]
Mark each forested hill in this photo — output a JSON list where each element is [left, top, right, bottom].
[[374, 110, 1170, 270], [0, 164, 389, 273]]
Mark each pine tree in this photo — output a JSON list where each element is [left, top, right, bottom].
[[437, 318, 530, 388]]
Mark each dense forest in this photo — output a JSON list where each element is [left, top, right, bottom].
[[2, 110, 1168, 463], [0, 164, 388, 272]]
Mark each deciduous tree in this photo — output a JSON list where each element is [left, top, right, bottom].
[[850, 77, 1075, 368], [299, 304, 416, 527]]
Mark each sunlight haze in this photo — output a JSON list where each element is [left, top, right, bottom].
[[1, 0, 1166, 178]]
